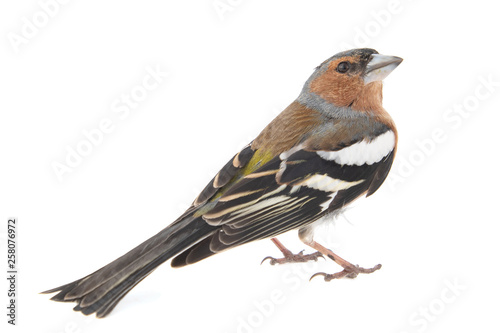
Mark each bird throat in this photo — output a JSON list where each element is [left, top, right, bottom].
[[350, 81, 384, 113]]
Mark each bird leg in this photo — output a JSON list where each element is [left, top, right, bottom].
[[261, 238, 324, 265], [304, 239, 381, 281]]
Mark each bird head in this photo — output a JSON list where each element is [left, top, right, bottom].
[[299, 48, 403, 115]]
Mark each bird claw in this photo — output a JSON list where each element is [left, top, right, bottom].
[[260, 256, 276, 265], [261, 251, 324, 265], [309, 272, 328, 281], [309, 263, 382, 281], [309, 270, 348, 281]]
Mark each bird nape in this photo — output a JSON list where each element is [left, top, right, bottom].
[[42, 48, 403, 318]]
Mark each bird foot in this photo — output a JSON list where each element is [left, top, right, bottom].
[[261, 250, 324, 265], [310, 263, 382, 281]]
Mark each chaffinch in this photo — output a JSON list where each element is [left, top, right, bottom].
[[43, 48, 403, 317]]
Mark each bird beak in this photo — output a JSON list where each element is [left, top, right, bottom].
[[364, 54, 403, 85]]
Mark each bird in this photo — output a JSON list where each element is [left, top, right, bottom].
[[42, 48, 403, 318]]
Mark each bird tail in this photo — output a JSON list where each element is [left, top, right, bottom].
[[41, 214, 216, 318]]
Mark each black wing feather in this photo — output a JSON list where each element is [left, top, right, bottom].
[[172, 135, 395, 268]]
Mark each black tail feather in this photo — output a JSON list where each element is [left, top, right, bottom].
[[42, 216, 216, 317]]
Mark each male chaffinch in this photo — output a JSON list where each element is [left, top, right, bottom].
[[43, 48, 403, 317]]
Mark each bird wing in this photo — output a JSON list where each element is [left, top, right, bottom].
[[171, 128, 396, 267]]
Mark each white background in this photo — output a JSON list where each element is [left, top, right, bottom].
[[1, 1, 499, 332]]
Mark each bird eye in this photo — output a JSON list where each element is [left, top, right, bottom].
[[336, 61, 350, 73]]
